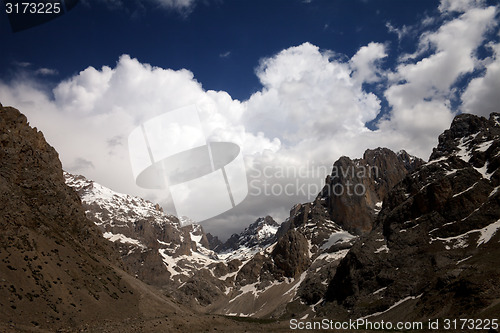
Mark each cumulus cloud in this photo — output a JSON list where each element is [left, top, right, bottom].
[[245, 42, 381, 149], [378, 3, 498, 157], [461, 41, 500, 116], [350, 42, 387, 83], [0, 55, 281, 236]]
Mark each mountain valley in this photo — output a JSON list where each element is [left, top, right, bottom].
[[1, 103, 499, 332]]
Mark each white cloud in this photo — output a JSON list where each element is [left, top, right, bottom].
[[462, 41, 500, 116], [350, 42, 387, 83], [0, 55, 280, 231], [89, 0, 196, 14], [152, 0, 196, 12], [439, 0, 485, 13], [245, 42, 380, 150], [386, 22, 413, 41], [35, 68, 58, 76], [379, 4, 498, 158], [13, 61, 31, 68]]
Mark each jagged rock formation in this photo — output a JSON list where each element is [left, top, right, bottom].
[[206, 232, 223, 251], [322, 112, 500, 321], [64, 174, 285, 310], [217, 216, 279, 253], [244, 147, 423, 318], [321, 148, 424, 235]]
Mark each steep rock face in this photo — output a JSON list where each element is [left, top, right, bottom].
[[321, 148, 424, 235], [206, 233, 223, 251], [271, 229, 310, 278], [247, 148, 422, 316], [219, 216, 279, 254], [323, 113, 500, 320], [0, 105, 181, 330]]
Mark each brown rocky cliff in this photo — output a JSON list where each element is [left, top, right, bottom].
[[322, 147, 424, 235], [0, 105, 184, 331], [322, 112, 500, 320]]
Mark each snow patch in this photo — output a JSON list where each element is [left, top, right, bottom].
[[475, 140, 494, 152], [360, 294, 422, 320], [477, 219, 500, 246], [453, 182, 477, 197], [490, 186, 500, 197], [445, 169, 459, 176], [431, 219, 500, 248], [283, 272, 307, 297], [375, 244, 389, 254], [474, 163, 493, 180], [103, 232, 145, 249], [426, 156, 448, 165], [320, 231, 356, 250], [158, 249, 180, 277], [257, 224, 279, 240], [314, 249, 350, 262], [456, 255, 472, 265], [373, 287, 387, 295], [456, 137, 473, 162]]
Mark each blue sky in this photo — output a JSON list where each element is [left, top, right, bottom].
[[1, 0, 499, 238]]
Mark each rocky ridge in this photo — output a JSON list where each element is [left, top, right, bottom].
[[0, 105, 183, 331], [216, 216, 279, 258], [64, 143, 422, 319]]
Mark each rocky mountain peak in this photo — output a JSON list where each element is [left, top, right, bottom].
[[218, 216, 279, 254], [246, 215, 279, 239], [430, 112, 500, 161]]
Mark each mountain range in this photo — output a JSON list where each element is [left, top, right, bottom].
[[1, 102, 499, 332]]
